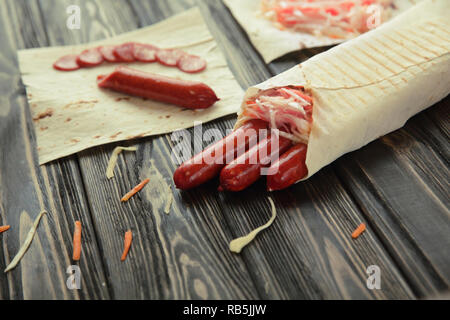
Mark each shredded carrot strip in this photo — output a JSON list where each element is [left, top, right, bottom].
[[352, 223, 366, 239], [0, 225, 10, 233], [121, 230, 133, 261], [72, 221, 82, 261], [121, 178, 150, 202]]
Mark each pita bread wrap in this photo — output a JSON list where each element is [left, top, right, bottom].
[[235, 0, 450, 180]]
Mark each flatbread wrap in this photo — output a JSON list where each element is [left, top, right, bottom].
[[174, 0, 450, 191]]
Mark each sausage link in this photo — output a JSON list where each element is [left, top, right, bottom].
[[219, 133, 292, 191], [97, 66, 219, 109], [173, 120, 268, 190], [266, 143, 308, 191]]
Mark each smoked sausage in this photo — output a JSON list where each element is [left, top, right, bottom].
[[97, 66, 219, 109]]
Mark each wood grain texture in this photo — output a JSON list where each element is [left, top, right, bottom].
[[269, 41, 450, 297], [0, 0, 110, 299]]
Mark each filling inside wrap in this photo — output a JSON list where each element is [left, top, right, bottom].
[[240, 86, 313, 144]]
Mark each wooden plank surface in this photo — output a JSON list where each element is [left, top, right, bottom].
[[196, 0, 415, 299], [335, 112, 450, 296], [0, 0, 447, 300]]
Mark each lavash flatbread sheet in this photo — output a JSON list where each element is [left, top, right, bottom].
[[235, 0, 450, 179], [18, 8, 243, 165], [224, 0, 421, 63]]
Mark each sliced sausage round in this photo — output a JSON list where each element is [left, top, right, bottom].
[[97, 66, 219, 109]]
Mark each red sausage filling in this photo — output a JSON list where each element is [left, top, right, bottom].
[[173, 86, 313, 191], [240, 86, 313, 145]]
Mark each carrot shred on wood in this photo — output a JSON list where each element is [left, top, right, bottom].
[[121, 178, 150, 202], [72, 221, 82, 261], [351, 223, 366, 239], [0, 225, 10, 233], [121, 230, 132, 261]]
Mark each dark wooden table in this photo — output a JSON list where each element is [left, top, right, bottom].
[[0, 0, 449, 300]]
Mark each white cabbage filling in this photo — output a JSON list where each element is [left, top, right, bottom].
[[241, 87, 312, 144], [260, 0, 392, 38]]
